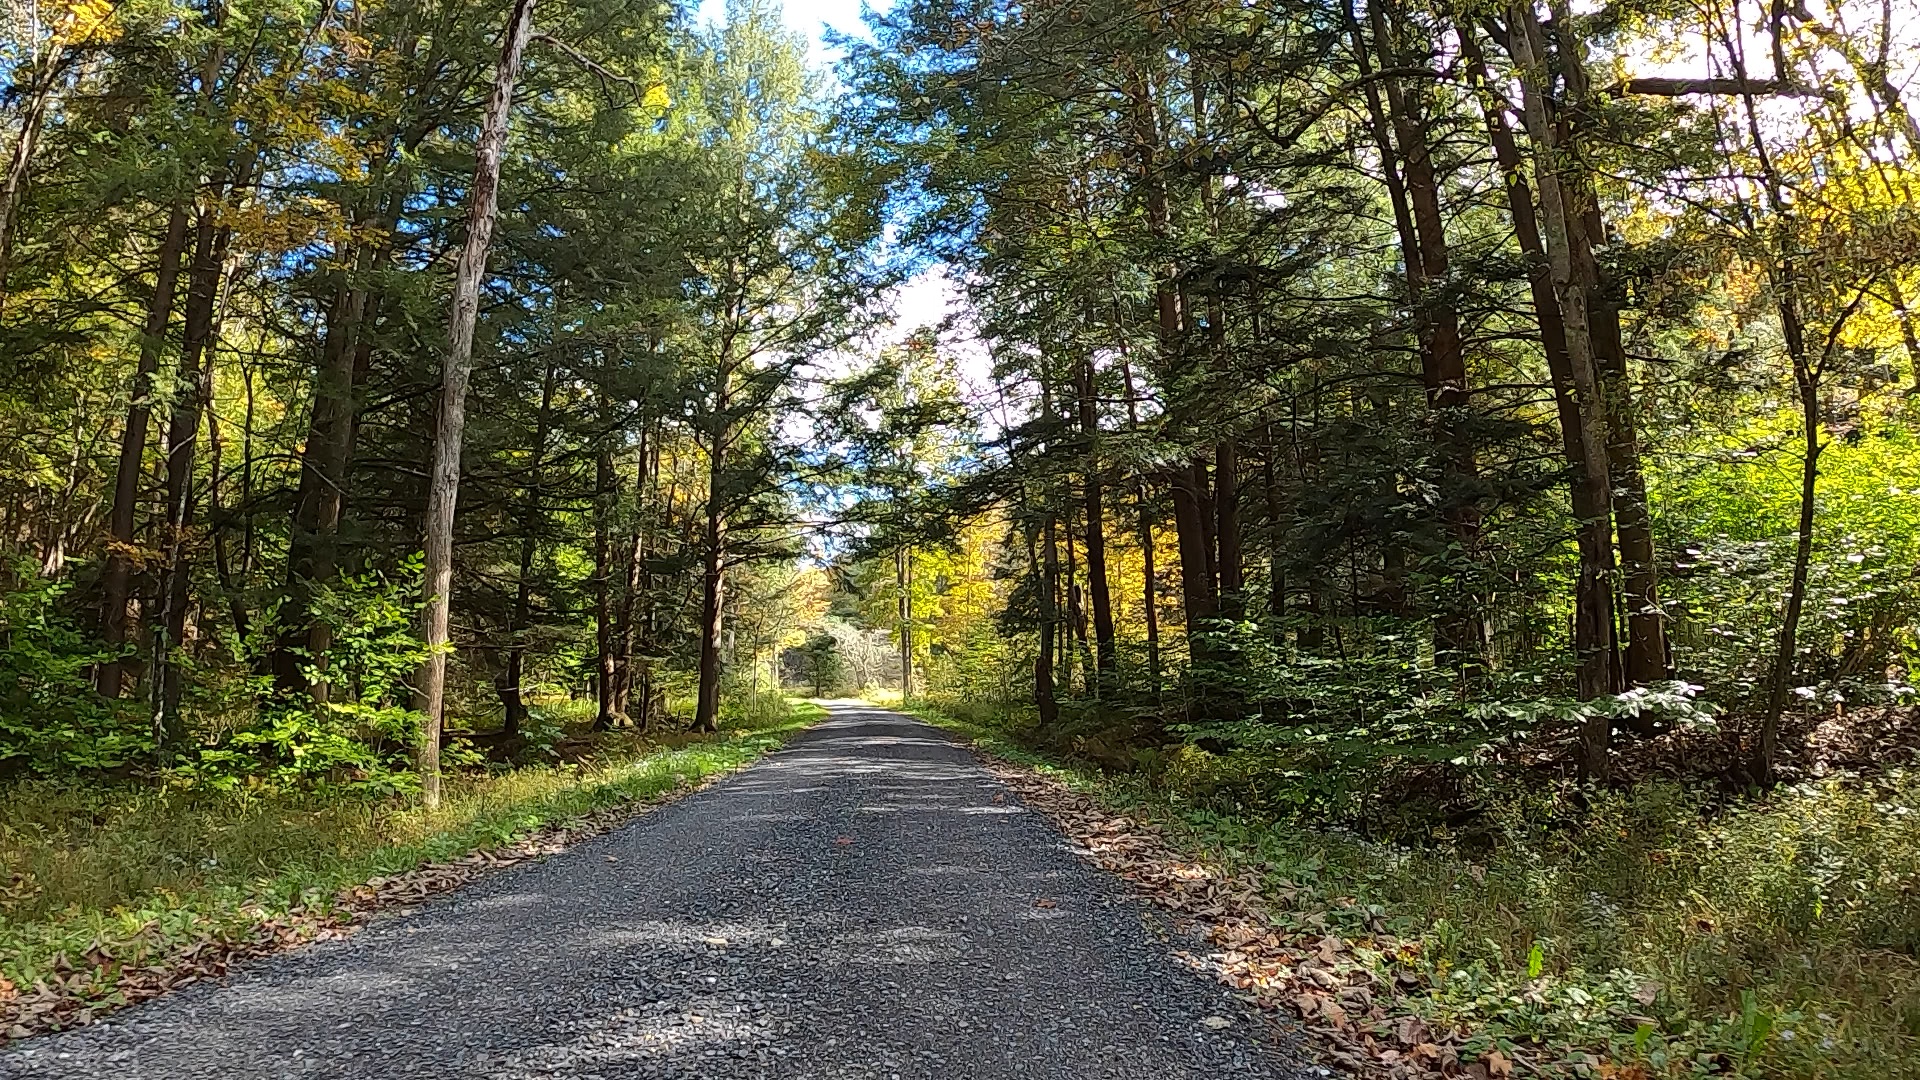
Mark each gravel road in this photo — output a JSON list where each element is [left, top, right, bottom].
[[2, 703, 1306, 1079]]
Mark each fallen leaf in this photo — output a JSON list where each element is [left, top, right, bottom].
[[1486, 1048, 1513, 1077], [1035, 897, 1057, 909], [1200, 1015, 1233, 1030]]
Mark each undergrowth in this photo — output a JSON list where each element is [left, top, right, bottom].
[[905, 694, 1920, 1079], [0, 701, 822, 1001]]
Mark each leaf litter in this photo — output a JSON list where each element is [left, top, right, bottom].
[[977, 752, 1527, 1080]]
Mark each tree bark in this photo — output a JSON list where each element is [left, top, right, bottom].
[[499, 356, 557, 737], [1076, 354, 1116, 675], [416, 0, 536, 809], [1761, 341, 1820, 788], [1116, 343, 1160, 690], [1462, 28, 1622, 703], [1508, 1, 1617, 778], [1038, 506, 1061, 729], [99, 203, 191, 698], [594, 449, 617, 730], [1214, 439, 1243, 620], [1364, 0, 1483, 668], [1169, 467, 1217, 651], [693, 316, 739, 734], [153, 179, 242, 751], [897, 546, 913, 698]]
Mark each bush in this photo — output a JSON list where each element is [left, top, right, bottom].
[[0, 562, 151, 774], [177, 562, 429, 792]]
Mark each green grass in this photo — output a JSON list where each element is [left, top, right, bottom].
[[1, 701, 822, 1003], [904, 695, 1920, 1080]]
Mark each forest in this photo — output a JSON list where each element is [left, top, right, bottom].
[[2, 0, 1919, 1072]]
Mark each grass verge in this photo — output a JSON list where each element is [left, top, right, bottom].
[[0, 702, 822, 1039], [900, 696, 1920, 1080]]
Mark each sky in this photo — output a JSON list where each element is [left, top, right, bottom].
[[694, 0, 991, 394]]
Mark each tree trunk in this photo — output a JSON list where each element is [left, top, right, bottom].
[[1364, 0, 1482, 668], [1169, 467, 1217, 655], [1507, 1, 1617, 778], [897, 546, 913, 699], [1761, 346, 1820, 788], [1576, 205, 1668, 692], [1263, 428, 1285, 637], [1214, 439, 1243, 620], [594, 449, 617, 730], [612, 429, 649, 724], [1117, 346, 1160, 690], [1036, 508, 1060, 729], [694, 381, 731, 734], [1462, 28, 1621, 703], [275, 188, 395, 697], [99, 203, 190, 698], [416, 0, 535, 810], [151, 207, 224, 756], [1077, 355, 1116, 675], [499, 357, 557, 737]]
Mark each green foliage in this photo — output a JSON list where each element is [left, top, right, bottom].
[[179, 563, 429, 792], [0, 563, 151, 774], [794, 631, 846, 696]]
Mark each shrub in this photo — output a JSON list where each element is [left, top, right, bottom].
[[0, 561, 151, 774]]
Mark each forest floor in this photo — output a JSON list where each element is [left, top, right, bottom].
[[0, 703, 1308, 1079]]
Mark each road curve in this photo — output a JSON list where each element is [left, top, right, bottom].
[[2, 702, 1305, 1080]]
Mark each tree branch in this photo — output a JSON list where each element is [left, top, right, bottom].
[[1610, 76, 1825, 97]]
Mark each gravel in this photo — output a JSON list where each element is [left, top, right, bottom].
[[1, 703, 1308, 1079]]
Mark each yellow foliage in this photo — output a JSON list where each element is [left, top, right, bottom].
[[46, 0, 116, 45]]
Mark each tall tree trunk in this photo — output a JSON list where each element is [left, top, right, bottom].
[[1264, 427, 1286, 638], [1547, 0, 1667, 694], [632, 429, 661, 730], [1741, 59, 1823, 788], [99, 204, 190, 698], [151, 207, 224, 757], [275, 195, 391, 696], [594, 449, 617, 730], [1214, 439, 1243, 619], [1761, 337, 1820, 788], [1508, 1, 1617, 778], [1038, 506, 1061, 728], [1117, 346, 1160, 690], [612, 427, 649, 724], [1169, 468, 1217, 654], [897, 546, 913, 699], [1077, 355, 1116, 675], [499, 356, 557, 737], [276, 271, 365, 695], [1363, 0, 1483, 668], [1462, 28, 1621, 702], [694, 340, 734, 733], [415, 0, 535, 810]]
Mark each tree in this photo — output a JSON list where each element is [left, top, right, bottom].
[[416, 0, 537, 808]]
